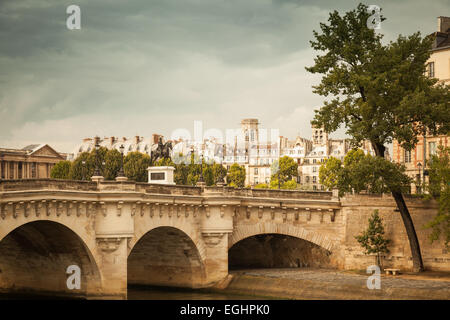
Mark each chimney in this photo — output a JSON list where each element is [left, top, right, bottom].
[[152, 134, 162, 144], [438, 16, 450, 33], [110, 137, 116, 146], [134, 136, 140, 144]]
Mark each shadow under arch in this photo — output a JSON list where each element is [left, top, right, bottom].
[[128, 226, 206, 289], [228, 223, 336, 270], [229, 222, 334, 251], [0, 221, 102, 298]]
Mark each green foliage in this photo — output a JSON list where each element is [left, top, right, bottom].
[[124, 152, 151, 182], [187, 172, 199, 186], [319, 149, 411, 196], [203, 166, 214, 186], [227, 163, 246, 188], [212, 163, 227, 184], [319, 156, 343, 190], [281, 180, 297, 190], [268, 178, 297, 189], [50, 161, 71, 179], [69, 152, 93, 180], [254, 183, 269, 189], [306, 3, 449, 153], [103, 149, 122, 180], [424, 146, 450, 247], [154, 157, 175, 166], [174, 163, 189, 185], [270, 156, 298, 186], [355, 210, 391, 266]]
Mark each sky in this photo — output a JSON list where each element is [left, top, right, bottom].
[[0, 0, 448, 153]]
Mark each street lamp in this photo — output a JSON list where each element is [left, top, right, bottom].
[[81, 160, 86, 180], [117, 144, 125, 177], [198, 154, 205, 183], [93, 136, 101, 177]]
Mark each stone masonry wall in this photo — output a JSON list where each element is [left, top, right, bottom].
[[341, 194, 449, 271]]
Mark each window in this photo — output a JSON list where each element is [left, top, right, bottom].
[[427, 62, 435, 77], [31, 163, 37, 178], [254, 168, 258, 175], [313, 159, 316, 164], [297, 176, 301, 183], [313, 176, 317, 183], [18, 162, 22, 179], [404, 150, 411, 163], [306, 176, 310, 183], [429, 142, 437, 156], [313, 166, 317, 173], [313, 185, 317, 190], [9, 162, 14, 179]]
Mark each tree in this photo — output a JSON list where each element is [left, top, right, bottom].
[[124, 152, 151, 182], [69, 152, 93, 180], [355, 210, 391, 268], [306, 3, 450, 271], [203, 166, 214, 186], [228, 163, 246, 188], [270, 156, 298, 186], [320, 149, 411, 196], [174, 163, 189, 185], [50, 161, 71, 179], [319, 156, 344, 191], [212, 163, 227, 184], [424, 146, 450, 247], [281, 180, 297, 190], [103, 149, 122, 180]]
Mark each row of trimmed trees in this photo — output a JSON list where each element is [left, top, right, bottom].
[[50, 148, 248, 187]]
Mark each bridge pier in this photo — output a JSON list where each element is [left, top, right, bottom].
[[94, 237, 129, 299]]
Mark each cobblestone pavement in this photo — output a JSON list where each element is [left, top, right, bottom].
[[232, 268, 450, 291]]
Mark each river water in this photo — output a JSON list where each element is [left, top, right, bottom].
[[0, 287, 269, 300], [128, 286, 269, 300]]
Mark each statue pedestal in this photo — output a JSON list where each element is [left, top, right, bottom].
[[115, 176, 128, 182], [147, 166, 175, 185]]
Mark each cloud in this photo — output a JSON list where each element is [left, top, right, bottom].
[[0, 0, 447, 153]]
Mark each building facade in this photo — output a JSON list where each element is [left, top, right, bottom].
[[392, 16, 450, 194], [0, 144, 66, 180]]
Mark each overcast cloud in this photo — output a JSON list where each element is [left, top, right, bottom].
[[0, 0, 448, 153]]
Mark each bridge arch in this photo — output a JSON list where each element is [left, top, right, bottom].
[[129, 221, 206, 263], [128, 223, 207, 288], [0, 220, 102, 297], [229, 222, 334, 252]]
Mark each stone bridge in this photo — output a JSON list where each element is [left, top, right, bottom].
[[0, 179, 446, 299]]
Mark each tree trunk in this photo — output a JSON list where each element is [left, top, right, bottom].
[[371, 141, 424, 272], [391, 190, 424, 272]]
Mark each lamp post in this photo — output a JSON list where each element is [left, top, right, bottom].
[[198, 154, 205, 183], [93, 136, 101, 177], [117, 144, 125, 177], [81, 160, 86, 180]]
